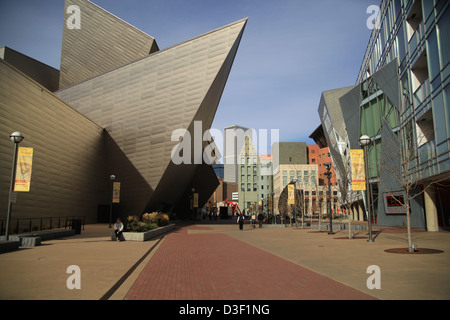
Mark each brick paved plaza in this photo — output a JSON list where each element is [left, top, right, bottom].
[[0, 222, 449, 300]]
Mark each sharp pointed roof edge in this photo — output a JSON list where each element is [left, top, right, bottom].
[[56, 17, 248, 93], [82, 0, 156, 41]]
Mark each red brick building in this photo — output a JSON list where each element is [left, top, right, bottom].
[[307, 145, 337, 186]]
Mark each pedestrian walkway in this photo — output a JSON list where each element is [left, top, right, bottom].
[[1, 222, 449, 300], [125, 224, 376, 300]]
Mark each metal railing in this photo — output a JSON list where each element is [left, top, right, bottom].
[[0, 216, 85, 236]]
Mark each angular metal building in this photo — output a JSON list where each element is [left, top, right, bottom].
[[315, 0, 450, 231], [0, 0, 247, 228]]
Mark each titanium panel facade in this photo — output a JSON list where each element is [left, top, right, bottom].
[[57, 18, 247, 215], [340, 84, 362, 150], [59, 0, 158, 89], [0, 60, 106, 223], [0, 46, 60, 92]]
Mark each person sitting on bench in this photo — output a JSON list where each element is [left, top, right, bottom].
[[113, 218, 124, 241]]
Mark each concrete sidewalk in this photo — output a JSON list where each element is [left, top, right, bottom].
[[218, 223, 450, 300], [0, 224, 162, 300], [0, 222, 449, 300]]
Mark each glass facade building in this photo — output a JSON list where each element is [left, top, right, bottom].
[[317, 0, 450, 230]]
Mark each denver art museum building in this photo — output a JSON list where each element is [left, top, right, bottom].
[[0, 0, 247, 226]]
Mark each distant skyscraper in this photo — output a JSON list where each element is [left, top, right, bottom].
[[223, 125, 252, 183]]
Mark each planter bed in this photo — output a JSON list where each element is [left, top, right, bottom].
[[122, 224, 176, 242]]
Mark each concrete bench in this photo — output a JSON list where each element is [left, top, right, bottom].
[[0, 235, 41, 247], [0, 229, 76, 246], [311, 224, 367, 230], [0, 240, 20, 253]]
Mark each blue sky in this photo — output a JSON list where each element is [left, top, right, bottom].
[[0, 0, 376, 147]]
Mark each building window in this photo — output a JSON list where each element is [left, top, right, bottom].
[[333, 191, 338, 196], [283, 176, 288, 186], [241, 157, 245, 164], [253, 183, 257, 191], [289, 157, 292, 162], [247, 184, 251, 192], [261, 185, 264, 190], [312, 159, 316, 163], [241, 184, 245, 191], [282, 170, 287, 176], [261, 176, 264, 180]]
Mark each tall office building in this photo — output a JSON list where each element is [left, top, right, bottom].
[[316, 0, 450, 230], [223, 125, 252, 183], [237, 136, 259, 212]]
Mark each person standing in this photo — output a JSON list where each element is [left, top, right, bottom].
[[258, 212, 264, 228], [237, 213, 244, 230], [251, 213, 256, 228]]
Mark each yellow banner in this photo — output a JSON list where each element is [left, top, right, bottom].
[[14, 147, 33, 192], [288, 184, 295, 204], [350, 149, 366, 191], [193, 193, 199, 208], [113, 182, 121, 203]]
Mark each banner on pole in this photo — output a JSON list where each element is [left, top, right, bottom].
[[193, 193, 199, 208], [113, 182, 121, 203], [350, 149, 366, 191], [288, 184, 295, 205], [14, 147, 33, 192]]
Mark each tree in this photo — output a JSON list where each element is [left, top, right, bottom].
[[336, 156, 362, 239], [378, 117, 449, 252]]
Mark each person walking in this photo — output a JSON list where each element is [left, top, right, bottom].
[[237, 213, 244, 230], [258, 212, 264, 228], [251, 213, 256, 228]]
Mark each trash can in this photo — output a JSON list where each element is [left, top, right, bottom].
[[72, 219, 82, 235]]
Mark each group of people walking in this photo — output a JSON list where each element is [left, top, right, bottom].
[[237, 212, 264, 230]]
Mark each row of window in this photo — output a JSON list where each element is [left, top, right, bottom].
[[240, 184, 271, 192], [282, 170, 316, 176]]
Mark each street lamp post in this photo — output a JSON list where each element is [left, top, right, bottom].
[[360, 135, 374, 242], [324, 164, 334, 235], [289, 178, 298, 228], [271, 192, 275, 225], [108, 174, 116, 228], [5, 132, 25, 240], [191, 188, 196, 220]]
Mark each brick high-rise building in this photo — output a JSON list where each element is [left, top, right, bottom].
[[307, 145, 337, 186]]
